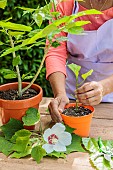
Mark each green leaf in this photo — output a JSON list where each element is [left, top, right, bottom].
[[10, 146, 31, 158], [0, 44, 23, 57], [51, 11, 60, 18], [0, 41, 4, 45], [33, 13, 43, 27], [31, 145, 46, 163], [51, 41, 60, 48], [12, 55, 22, 66], [1, 118, 23, 140], [0, 21, 32, 31], [4, 73, 17, 79], [17, 6, 36, 13], [65, 125, 75, 134], [8, 31, 25, 37], [81, 69, 93, 80], [68, 9, 102, 23], [66, 21, 91, 29], [11, 129, 32, 143], [67, 26, 84, 35], [26, 24, 58, 45], [0, 68, 14, 74], [11, 129, 32, 152], [0, 136, 14, 156], [82, 138, 99, 153], [67, 63, 81, 78], [0, 0, 7, 9], [90, 152, 111, 170], [48, 151, 66, 158], [56, 36, 68, 42], [22, 108, 40, 126], [23, 75, 34, 80], [66, 134, 85, 154]]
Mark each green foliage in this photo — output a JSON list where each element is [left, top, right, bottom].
[[0, 107, 86, 163], [66, 134, 86, 154], [22, 108, 40, 126], [0, 136, 14, 156], [82, 137, 113, 170], [67, 63, 93, 108], [0, 0, 52, 97], [31, 145, 46, 163], [1, 118, 23, 140], [0, 0, 7, 9], [0, 107, 113, 169], [48, 151, 66, 158]]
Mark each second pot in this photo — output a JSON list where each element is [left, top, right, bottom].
[[61, 103, 94, 137]]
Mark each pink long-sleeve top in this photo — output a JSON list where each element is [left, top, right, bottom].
[[45, 0, 113, 79]]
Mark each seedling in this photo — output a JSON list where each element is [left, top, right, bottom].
[[68, 63, 93, 109]]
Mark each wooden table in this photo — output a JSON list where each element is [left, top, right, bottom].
[[0, 97, 113, 170]]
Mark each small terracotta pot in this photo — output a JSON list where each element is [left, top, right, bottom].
[[61, 103, 94, 137], [0, 82, 43, 130]]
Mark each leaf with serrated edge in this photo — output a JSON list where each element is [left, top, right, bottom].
[[31, 146, 46, 163], [66, 134, 85, 154], [0, 137, 14, 156], [22, 108, 40, 126], [10, 146, 31, 158], [90, 152, 111, 170], [82, 138, 99, 153], [1, 118, 23, 140]]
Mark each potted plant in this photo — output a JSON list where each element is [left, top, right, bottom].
[[0, 0, 100, 128], [61, 63, 95, 137]]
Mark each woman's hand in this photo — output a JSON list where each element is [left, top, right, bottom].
[[76, 81, 104, 105], [48, 95, 69, 122]]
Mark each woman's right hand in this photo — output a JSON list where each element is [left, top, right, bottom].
[[48, 95, 69, 122]]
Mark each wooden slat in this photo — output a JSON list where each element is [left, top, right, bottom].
[[93, 103, 113, 119]]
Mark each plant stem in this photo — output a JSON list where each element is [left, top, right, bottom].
[[9, 35, 22, 97], [52, 0, 56, 12], [75, 77, 78, 110], [39, 119, 43, 135], [21, 45, 50, 94]]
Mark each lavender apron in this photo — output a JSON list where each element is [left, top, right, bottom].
[[66, 2, 113, 102]]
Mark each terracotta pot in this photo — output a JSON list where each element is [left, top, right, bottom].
[[61, 103, 94, 137], [0, 82, 43, 130]]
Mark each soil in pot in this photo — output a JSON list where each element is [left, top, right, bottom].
[[62, 106, 92, 117], [61, 103, 94, 137], [0, 88, 38, 100]]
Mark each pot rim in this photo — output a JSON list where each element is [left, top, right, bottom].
[[0, 82, 42, 102], [60, 102, 94, 119]]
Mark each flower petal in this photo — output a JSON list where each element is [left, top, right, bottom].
[[53, 141, 66, 152], [58, 132, 72, 146], [51, 123, 65, 136], [43, 128, 52, 142], [42, 144, 54, 153]]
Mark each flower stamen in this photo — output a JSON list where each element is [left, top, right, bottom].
[[48, 134, 58, 144]]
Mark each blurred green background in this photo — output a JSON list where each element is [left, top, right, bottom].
[[0, 0, 53, 97]]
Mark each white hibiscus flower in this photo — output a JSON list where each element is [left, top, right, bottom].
[[42, 123, 72, 153]]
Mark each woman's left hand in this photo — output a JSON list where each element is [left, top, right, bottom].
[[76, 81, 104, 105]]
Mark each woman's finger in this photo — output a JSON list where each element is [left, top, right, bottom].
[[49, 98, 62, 122], [76, 82, 93, 94], [77, 88, 102, 100], [78, 94, 102, 105]]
